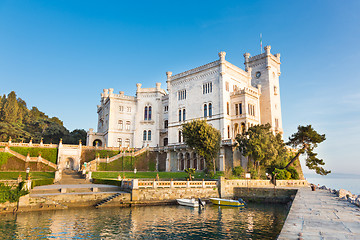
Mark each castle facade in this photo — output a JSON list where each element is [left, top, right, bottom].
[[87, 46, 283, 171]]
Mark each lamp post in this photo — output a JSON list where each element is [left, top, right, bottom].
[[26, 167, 30, 180], [134, 167, 137, 179]]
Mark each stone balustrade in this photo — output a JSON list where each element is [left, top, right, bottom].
[[121, 179, 217, 190]]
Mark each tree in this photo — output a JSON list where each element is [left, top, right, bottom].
[[236, 124, 288, 176], [1, 91, 19, 123], [182, 120, 221, 174], [286, 125, 330, 175]]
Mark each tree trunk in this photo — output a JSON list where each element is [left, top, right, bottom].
[[213, 158, 216, 174], [285, 149, 302, 169]]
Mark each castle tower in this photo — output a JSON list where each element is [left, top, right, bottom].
[[244, 45, 283, 134]]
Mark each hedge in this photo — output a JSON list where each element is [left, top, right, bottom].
[[0, 152, 13, 167], [31, 178, 54, 188], [92, 178, 122, 187], [10, 147, 58, 164]]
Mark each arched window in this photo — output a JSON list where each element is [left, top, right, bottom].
[[183, 109, 186, 121], [179, 109, 182, 122], [178, 131, 182, 143], [148, 130, 152, 141], [164, 120, 168, 129], [143, 130, 147, 141], [227, 102, 230, 115], [148, 106, 152, 120], [125, 139, 130, 147], [125, 121, 131, 130], [204, 104, 207, 117], [209, 103, 212, 117], [117, 138, 122, 147], [163, 138, 168, 146], [144, 106, 148, 120], [118, 120, 123, 129]]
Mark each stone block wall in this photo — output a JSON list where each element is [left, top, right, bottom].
[[233, 188, 298, 203], [132, 187, 219, 201]]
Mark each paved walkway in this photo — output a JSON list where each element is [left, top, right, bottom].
[[33, 184, 119, 190], [278, 188, 360, 240]]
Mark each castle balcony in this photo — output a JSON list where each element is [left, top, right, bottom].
[[231, 114, 258, 122], [160, 128, 168, 134], [230, 87, 260, 98]]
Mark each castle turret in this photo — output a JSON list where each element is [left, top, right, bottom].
[[245, 45, 283, 134]]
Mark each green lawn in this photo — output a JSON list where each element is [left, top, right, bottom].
[[92, 171, 224, 180], [0, 172, 55, 180]]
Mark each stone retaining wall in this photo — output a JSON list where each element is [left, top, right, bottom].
[[233, 188, 298, 203], [132, 187, 219, 201]]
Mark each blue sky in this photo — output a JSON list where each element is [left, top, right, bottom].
[[1, 1, 359, 174]]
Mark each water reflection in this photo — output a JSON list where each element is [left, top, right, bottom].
[[0, 203, 288, 239]]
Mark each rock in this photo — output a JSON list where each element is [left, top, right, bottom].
[[355, 197, 360, 207], [319, 185, 327, 190], [332, 189, 338, 195], [347, 197, 355, 203], [337, 189, 352, 198], [340, 196, 347, 201]]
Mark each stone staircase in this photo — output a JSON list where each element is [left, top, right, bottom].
[[57, 170, 89, 185]]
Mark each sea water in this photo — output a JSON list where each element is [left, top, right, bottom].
[[305, 173, 360, 195], [0, 203, 289, 239]]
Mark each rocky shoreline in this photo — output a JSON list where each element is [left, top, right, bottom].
[[316, 184, 360, 207]]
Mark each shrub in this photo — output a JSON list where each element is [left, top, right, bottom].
[[273, 168, 291, 180], [0, 182, 29, 203], [232, 166, 244, 177], [287, 167, 299, 180], [250, 169, 258, 179]]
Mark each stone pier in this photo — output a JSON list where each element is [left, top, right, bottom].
[[278, 188, 360, 239]]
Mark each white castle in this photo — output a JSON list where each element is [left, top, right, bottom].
[[87, 46, 283, 172]]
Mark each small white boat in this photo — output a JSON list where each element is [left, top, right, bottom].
[[176, 198, 205, 208]]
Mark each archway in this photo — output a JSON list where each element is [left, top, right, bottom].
[[185, 152, 191, 169], [93, 139, 103, 147], [65, 157, 75, 170], [192, 153, 197, 170]]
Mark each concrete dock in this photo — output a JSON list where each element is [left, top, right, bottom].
[[278, 188, 360, 240]]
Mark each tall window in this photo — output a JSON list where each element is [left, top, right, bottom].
[[248, 104, 255, 116], [178, 90, 186, 100], [225, 81, 229, 92], [164, 120, 168, 129], [144, 106, 148, 120], [148, 130, 152, 141], [183, 109, 186, 121], [227, 102, 230, 115], [235, 104, 239, 115], [204, 104, 207, 117], [227, 125, 230, 138], [127, 107, 131, 112], [209, 103, 212, 117], [163, 138, 168, 146], [118, 120, 123, 129], [203, 82, 213, 94], [119, 106, 124, 112], [125, 139, 130, 147], [179, 109, 182, 122], [239, 103, 242, 115], [178, 131, 182, 143], [143, 130, 147, 141], [125, 121, 131, 130], [148, 106, 152, 120], [118, 138, 122, 147]]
